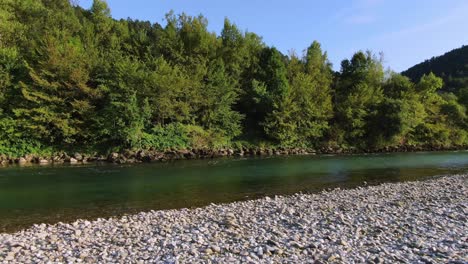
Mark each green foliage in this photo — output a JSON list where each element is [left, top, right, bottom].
[[334, 51, 384, 144], [405, 74, 467, 146], [0, 0, 466, 157], [141, 123, 189, 150], [264, 93, 299, 146], [441, 93, 466, 127], [402, 45, 468, 93], [183, 125, 230, 149], [458, 87, 468, 107], [382, 72, 414, 99], [366, 98, 406, 147], [141, 123, 231, 150], [0, 47, 23, 106], [415, 72, 444, 95], [0, 116, 52, 156], [198, 59, 243, 138], [93, 55, 151, 149], [146, 57, 198, 124], [245, 47, 290, 136], [264, 42, 333, 147]]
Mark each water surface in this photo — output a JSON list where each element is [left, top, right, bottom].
[[1, 151, 467, 232]]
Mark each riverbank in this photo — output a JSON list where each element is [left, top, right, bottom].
[[1, 175, 466, 263], [1, 144, 467, 166]]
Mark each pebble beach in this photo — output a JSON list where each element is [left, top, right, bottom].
[[1, 175, 467, 263]]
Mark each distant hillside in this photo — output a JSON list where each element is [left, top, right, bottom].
[[402, 45, 468, 93]]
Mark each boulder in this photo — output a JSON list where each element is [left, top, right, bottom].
[[136, 150, 146, 159], [235, 149, 244, 156], [123, 150, 136, 159], [52, 156, 64, 163], [142, 155, 152, 162], [73, 153, 83, 161], [164, 151, 178, 160], [108, 152, 119, 162]]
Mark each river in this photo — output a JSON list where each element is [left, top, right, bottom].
[[1, 151, 467, 232]]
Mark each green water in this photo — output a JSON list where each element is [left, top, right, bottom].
[[1, 151, 468, 232]]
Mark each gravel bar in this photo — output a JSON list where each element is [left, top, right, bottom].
[[1, 175, 467, 263]]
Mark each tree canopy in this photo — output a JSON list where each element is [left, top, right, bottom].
[[402, 45, 468, 94], [0, 0, 466, 156]]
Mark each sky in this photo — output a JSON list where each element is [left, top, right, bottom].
[[77, 0, 468, 72]]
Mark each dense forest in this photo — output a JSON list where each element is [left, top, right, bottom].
[[403, 45, 468, 93], [0, 0, 467, 157]]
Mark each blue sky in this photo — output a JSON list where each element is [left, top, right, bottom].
[[78, 0, 468, 72]]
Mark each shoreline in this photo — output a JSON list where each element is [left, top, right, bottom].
[[1, 144, 467, 167], [1, 174, 466, 262]]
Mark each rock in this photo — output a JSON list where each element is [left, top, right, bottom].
[[163, 151, 178, 160], [373, 257, 385, 264], [107, 152, 119, 162], [256, 247, 264, 256], [52, 155, 63, 163], [5, 252, 15, 261], [0, 175, 466, 263], [136, 150, 146, 159], [267, 240, 279, 247], [68, 157, 78, 163], [123, 150, 136, 159], [211, 245, 221, 253], [340, 240, 348, 247], [141, 155, 152, 162], [73, 153, 83, 161], [37, 232, 47, 239]]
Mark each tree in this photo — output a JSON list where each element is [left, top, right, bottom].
[[254, 47, 290, 123], [305, 41, 333, 89], [333, 51, 384, 145], [3, 0, 99, 146], [198, 59, 243, 139], [263, 92, 298, 146], [382, 72, 414, 99], [93, 55, 150, 148], [367, 72, 427, 147], [220, 18, 249, 82], [265, 72, 332, 146], [408, 73, 467, 146], [415, 72, 444, 95], [264, 41, 333, 146], [145, 57, 199, 125], [1, 0, 467, 156]]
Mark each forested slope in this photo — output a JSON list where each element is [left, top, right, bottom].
[[402, 45, 468, 93], [0, 0, 467, 157]]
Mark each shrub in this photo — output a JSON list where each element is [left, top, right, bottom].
[[141, 123, 189, 151]]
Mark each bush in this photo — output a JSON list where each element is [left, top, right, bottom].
[[0, 117, 53, 156], [0, 139, 53, 157], [141, 123, 233, 151], [141, 123, 190, 151]]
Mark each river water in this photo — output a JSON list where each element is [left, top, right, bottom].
[[1, 151, 467, 232]]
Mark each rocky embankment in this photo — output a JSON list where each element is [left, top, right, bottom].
[[1, 175, 467, 263], [1, 144, 467, 166]]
